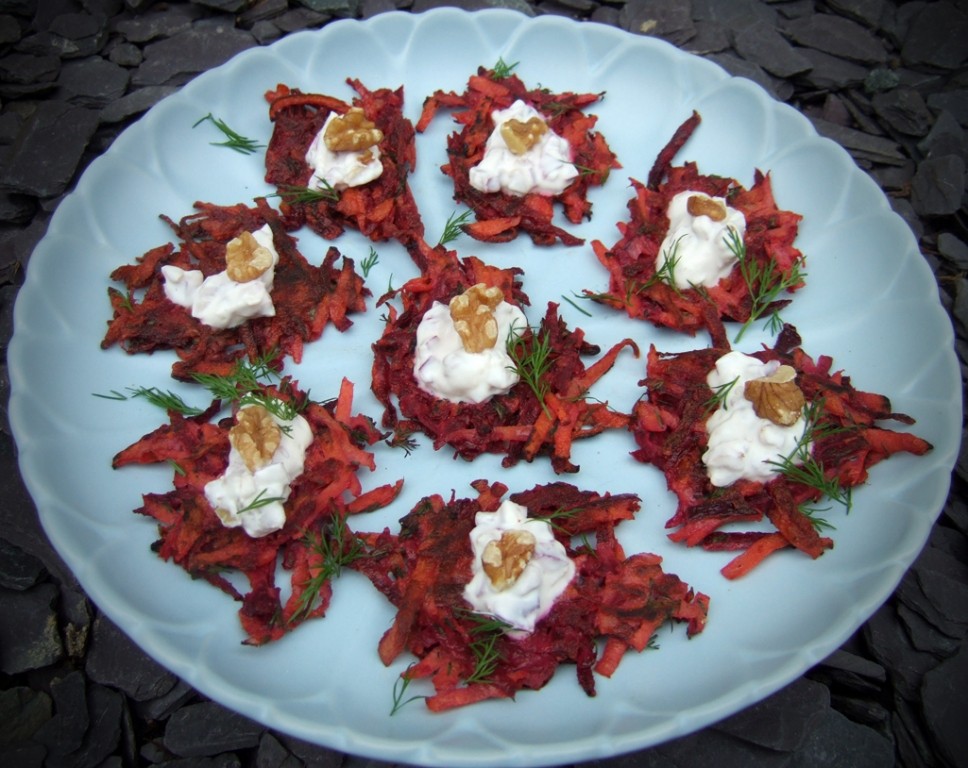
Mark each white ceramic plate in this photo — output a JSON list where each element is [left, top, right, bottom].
[[9, 8, 961, 767]]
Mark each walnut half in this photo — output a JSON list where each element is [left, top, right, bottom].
[[449, 283, 505, 353], [230, 405, 282, 472], [482, 529, 536, 591], [686, 194, 727, 222], [225, 231, 274, 283], [500, 116, 548, 155], [323, 107, 383, 154], [744, 365, 805, 426]]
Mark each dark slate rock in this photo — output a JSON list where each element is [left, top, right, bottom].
[[650, 726, 787, 767], [795, 47, 869, 90], [864, 602, 939, 700], [733, 18, 813, 78], [786, 708, 893, 768], [900, 1, 968, 71], [921, 639, 968, 767], [870, 86, 933, 137], [133, 678, 195, 721], [248, 18, 284, 43], [0, 12, 19, 43], [45, 684, 123, 768], [99, 85, 180, 123], [896, 601, 962, 658], [691, 0, 778, 33], [0, 583, 63, 674], [863, 67, 900, 94], [828, 693, 891, 730], [809, 116, 906, 165], [869, 160, 914, 192], [773, 0, 814, 21], [85, 614, 179, 702], [683, 19, 731, 55], [0, 740, 46, 768], [299, 0, 358, 12], [163, 700, 263, 758], [0, 52, 59, 98], [918, 109, 966, 161], [269, 6, 331, 32], [275, 733, 345, 768], [705, 51, 794, 101], [0, 101, 99, 198], [131, 20, 256, 86], [32, 670, 89, 757], [889, 196, 923, 240], [910, 154, 966, 216], [255, 732, 302, 768], [47, 11, 109, 57], [106, 39, 142, 66], [782, 12, 888, 64], [892, 693, 935, 768], [0, 111, 22, 144], [194, 0, 249, 11], [619, 0, 696, 46], [0, 191, 35, 224], [238, 0, 291, 25], [56, 56, 130, 107], [0, 686, 52, 744], [60, 584, 91, 661], [112, 4, 202, 43], [0, 536, 46, 589], [714, 676, 829, 751], [824, 0, 886, 28], [938, 232, 968, 271], [927, 88, 968, 127]]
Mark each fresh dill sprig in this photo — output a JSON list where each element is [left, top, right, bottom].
[[437, 209, 472, 246], [192, 354, 305, 425], [702, 376, 740, 414], [491, 57, 518, 79], [361, 247, 379, 278], [291, 515, 366, 623], [237, 488, 286, 515], [506, 324, 554, 415], [725, 226, 805, 342], [92, 386, 203, 416], [193, 113, 264, 155], [766, 399, 853, 513], [390, 663, 427, 715], [270, 183, 339, 204], [459, 610, 512, 685], [561, 292, 593, 317], [647, 235, 685, 296], [531, 506, 582, 534]]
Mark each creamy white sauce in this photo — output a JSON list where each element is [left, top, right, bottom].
[[413, 299, 527, 404], [204, 406, 314, 538], [304, 112, 383, 191], [463, 500, 575, 634], [656, 190, 747, 290], [161, 224, 278, 330], [702, 350, 808, 487], [469, 99, 578, 197]]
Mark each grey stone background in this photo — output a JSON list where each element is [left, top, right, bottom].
[[0, 1, 966, 767]]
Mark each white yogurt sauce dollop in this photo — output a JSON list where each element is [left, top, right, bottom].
[[469, 100, 578, 197], [161, 224, 279, 330], [204, 405, 314, 538], [702, 350, 808, 487], [413, 299, 527, 404], [304, 112, 383, 191], [656, 191, 747, 290], [463, 500, 575, 634]]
